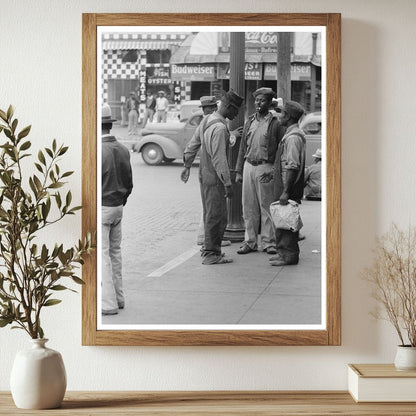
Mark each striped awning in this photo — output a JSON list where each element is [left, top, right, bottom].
[[102, 40, 179, 50]]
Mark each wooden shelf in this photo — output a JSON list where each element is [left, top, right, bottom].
[[2, 391, 416, 415]]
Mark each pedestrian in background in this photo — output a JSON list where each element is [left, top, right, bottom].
[[183, 90, 244, 265], [235, 87, 286, 255], [268, 100, 306, 266], [156, 90, 169, 123], [142, 91, 156, 127], [304, 148, 322, 201], [126, 91, 139, 135], [101, 104, 133, 315]]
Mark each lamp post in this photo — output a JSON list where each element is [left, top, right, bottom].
[[310, 33, 318, 112], [276, 32, 291, 102], [224, 31, 245, 242]]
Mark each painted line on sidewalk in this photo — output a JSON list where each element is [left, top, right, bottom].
[[148, 246, 200, 277]]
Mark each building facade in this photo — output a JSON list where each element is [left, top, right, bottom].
[[101, 31, 322, 122]]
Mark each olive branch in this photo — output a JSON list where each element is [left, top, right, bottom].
[[0, 105, 94, 339]]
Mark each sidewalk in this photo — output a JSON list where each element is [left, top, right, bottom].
[[101, 148, 323, 327]]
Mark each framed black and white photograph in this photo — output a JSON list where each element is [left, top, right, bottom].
[[82, 13, 341, 346]]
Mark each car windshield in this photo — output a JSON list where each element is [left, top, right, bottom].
[[303, 122, 321, 134], [188, 115, 203, 126]]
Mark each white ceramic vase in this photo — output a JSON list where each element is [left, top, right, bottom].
[[10, 338, 67, 409], [394, 345, 416, 371]]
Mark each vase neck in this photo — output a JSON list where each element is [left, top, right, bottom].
[[30, 339, 49, 349]]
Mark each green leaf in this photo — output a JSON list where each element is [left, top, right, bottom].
[[50, 285, 68, 291], [45, 147, 53, 158], [17, 125, 31, 140], [6, 105, 14, 121], [29, 177, 38, 197], [41, 244, 48, 262], [54, 192, 62, 209], [65, 191, 72, 207], [34, 162, 43, 173], [61, 171, 74, 178], [19, 140, 31, 151], [43, 299, 62, 307], [41, 202, 50, 220], [0, 109, 7, 121], [33, 175, 43, 192], [38, 150, 46, 165], [71, 276, 85, 285], [11, 118, 18, 133], [4, 129, 12, 140], [48, 182, 64, 189], [69, 206, 82, 213], [52, 139, 57, 152], [58, 146, 68, 156], [38, 326, 44, 339], [0, 317, 13, 327]]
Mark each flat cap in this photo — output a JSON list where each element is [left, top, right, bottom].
[[222, 90, 244, 108], [283, 100, 305, 121], [253, 87, 276, 98], [199, 96, 217, 107]]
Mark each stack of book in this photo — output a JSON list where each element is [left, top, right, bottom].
[[348, 364, 416, 402]]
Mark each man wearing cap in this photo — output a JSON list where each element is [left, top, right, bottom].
[[181, 96, 219, 185], [126, 91, 139, 135], [156, 90, 169, 123], [304, 148, 322, 201], [268, 100, 306, 266], [235, 87, 286, 255], [182, 91, 244, 265], [101, 104, 133, 315], [142, 91, 156, 128], [199, 95, 218, 115]]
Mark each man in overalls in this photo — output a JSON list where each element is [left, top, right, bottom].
[[183, 90, 244, 265]]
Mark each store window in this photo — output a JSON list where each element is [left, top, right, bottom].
[[190, 82, 211, 100], [146, 50, 171, 64], [122, 50, 138, 63]]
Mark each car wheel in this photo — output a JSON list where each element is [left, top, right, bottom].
[[141, 143, 164, 165]]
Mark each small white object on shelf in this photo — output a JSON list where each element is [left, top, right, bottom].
[[348, 364, 416, 402]]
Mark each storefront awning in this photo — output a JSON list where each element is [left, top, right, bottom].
[[170, 32, 321, 66], [102, 40, 179, 50]]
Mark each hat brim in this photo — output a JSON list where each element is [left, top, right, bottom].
[[102, 118, 117, 124]]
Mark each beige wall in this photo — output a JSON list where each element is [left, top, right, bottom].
[[1, 0, 415, 390]]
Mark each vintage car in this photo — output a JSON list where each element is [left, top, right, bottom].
[[133, 108, 322, 167], [299, 111, 322, 166], [133, 110, 203, 165]]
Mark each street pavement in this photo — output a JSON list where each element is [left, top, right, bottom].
[[101, 122, 323, 327]]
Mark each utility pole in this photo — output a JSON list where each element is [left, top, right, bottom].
[[310, 33, 318, 112], [276, 32, 291, 102], [224, 31, 245, 242]]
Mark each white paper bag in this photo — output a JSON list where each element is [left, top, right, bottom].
[[269, 200, 303, 232]]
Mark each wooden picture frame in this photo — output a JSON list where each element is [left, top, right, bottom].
[[82, 13, 341, 346]]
